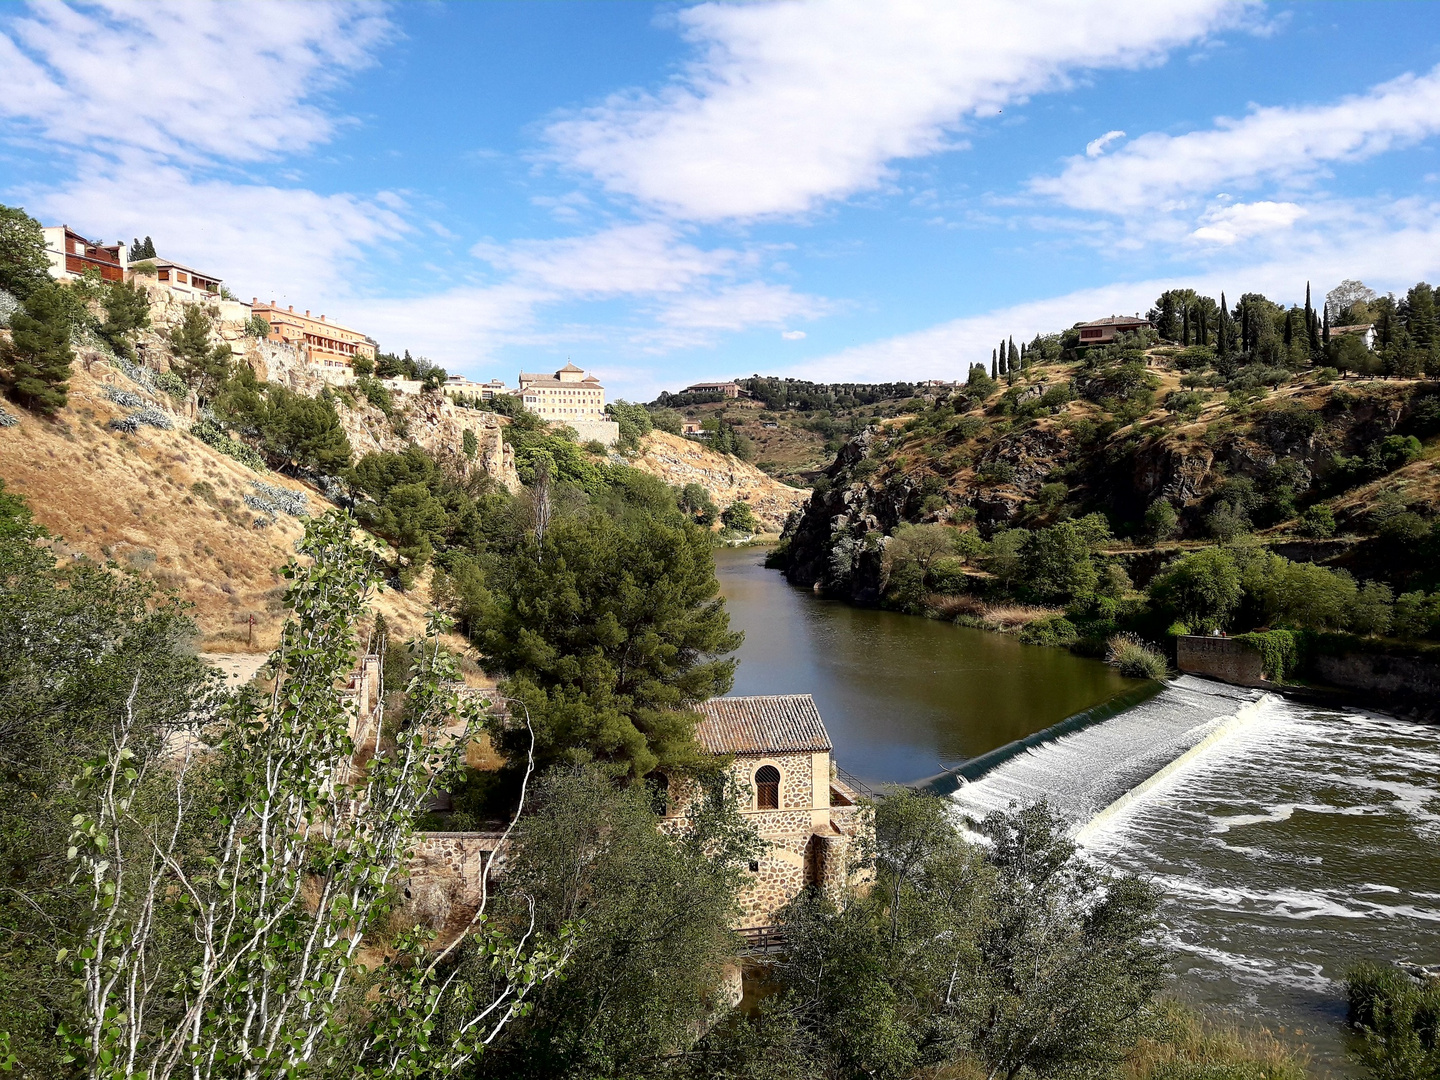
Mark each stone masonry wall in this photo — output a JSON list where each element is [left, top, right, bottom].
[[1176, 635, 1267, 688]]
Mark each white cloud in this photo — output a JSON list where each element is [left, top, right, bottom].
[[547, 0, 1246, 222], [1033, 64, 1440, 215], [1085, 130, 1126, 157], [781, 329, 807, 340], [1189, 200, 1306, 244], [0, 0, 392, 165], [29, 164, 408, 308], [655, 282, 830, 330], [793, 208, 1440, 383], [473, 223, 736, 297]]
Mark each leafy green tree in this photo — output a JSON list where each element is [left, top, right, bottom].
[[968, 802, 1168, 1080], [721, 499, 759, 533], [1242, 552, 1357, 630], [649, 406, 684, 435], [1144, 498, 1179, 543], [1, 283, 74, 414], [167, 302, 232, 395], [606, 399, 654, 451], [469, 765, 761, 1080], [0, 204, 51, 301], [1019, 519, 1100, 604], [0, 483, 214, 1071], [678, 481, 716, 524], [473, 492, 741, 779], [64, 512, 569, 1078], [1149, 547, 1242, 631]]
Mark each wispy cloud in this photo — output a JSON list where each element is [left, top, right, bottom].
[[1085, 130, 1126, 157], [0, 0, 394, 165], [1032, 63, 1440, 216], [547, 0, 1248, 222]]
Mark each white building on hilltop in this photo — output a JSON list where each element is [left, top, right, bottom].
[[517, 362, 606, 420]]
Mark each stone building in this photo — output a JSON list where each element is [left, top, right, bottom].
[[251, 301, 376, 371], [517, 362, 606, 420], [683, 694, 870, 930]]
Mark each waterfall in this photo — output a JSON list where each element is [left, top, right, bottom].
[[946, 675, 1268, 831]]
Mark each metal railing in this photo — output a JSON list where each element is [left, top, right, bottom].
[[737, 925, 786, 955]]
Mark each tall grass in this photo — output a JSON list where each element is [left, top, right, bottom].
[[928, 593, 1060, 631], [1107, 632, 1170, 680]]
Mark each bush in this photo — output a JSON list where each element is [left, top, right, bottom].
[[1393, 591, 1440, 639], [1106, 633, 1169, 680], [1297, 504, 1335, 538], [1019, 616, 1079, 647], [191, 417, 267, 472], [1346, 961, 1440, 1080], [720, 500, 759, 533], [1232, 630, 1302, 682]]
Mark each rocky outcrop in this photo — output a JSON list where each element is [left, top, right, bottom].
[[628, 430, 809, 532], [336, 393, 520, 493]]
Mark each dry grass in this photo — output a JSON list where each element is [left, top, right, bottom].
[[0, 363, 442, 652], [928, 592, 1061, 631], [1124, 1001, 1311, 1080]]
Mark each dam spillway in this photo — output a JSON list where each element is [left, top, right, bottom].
[[946, 675, 1440, 1073], [946, 675, 1267, 828]]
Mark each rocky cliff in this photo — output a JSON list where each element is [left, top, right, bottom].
[[628, 430, 810, 533]]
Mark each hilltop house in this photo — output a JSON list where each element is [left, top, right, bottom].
[[145, 258, 224, 299], [43, 226, 127, 283], [1076, 314, 1151, 346], [681, 380, 749, 399], [670, 694, 871, 932], [251, 301, 376, 371], [1331, 323, 1376, 349]]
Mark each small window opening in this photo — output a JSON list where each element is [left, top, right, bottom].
[[755, 765, 780, 810]]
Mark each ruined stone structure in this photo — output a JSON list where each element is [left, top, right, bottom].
[[1176, 635, 1267, 687], [677, 694, 871, 930]]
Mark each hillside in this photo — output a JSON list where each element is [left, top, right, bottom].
[[777, 343, 1440, 605], [628, 429, 809, 532], [0, 360, 441, 652]]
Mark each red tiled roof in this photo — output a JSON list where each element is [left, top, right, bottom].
[[1077, 315, 1150, 328], [694, 694, 832, 755]]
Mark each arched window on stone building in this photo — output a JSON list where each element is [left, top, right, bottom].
[[755, 765, 780, 810]]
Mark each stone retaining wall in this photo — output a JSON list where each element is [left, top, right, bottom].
[[1176, 635, 1267, 688]]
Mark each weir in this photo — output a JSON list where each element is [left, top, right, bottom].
[[943, 675, 1268, 830]]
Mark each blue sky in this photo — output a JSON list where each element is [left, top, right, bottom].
[[6, 1, 1440, 399]]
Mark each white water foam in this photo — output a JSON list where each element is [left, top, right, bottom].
[[948, 675, 1265, 830]]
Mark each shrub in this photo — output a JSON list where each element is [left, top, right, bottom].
[[104, 386, 144, 409], [1297, 504, 1335, 538], [191, 417, 267, 472], [720, 500, 759, 533], [154, 369, 188, 398], [1105, 633, 1168, 680], [1232, 630, 1301, 682], [1144, 499, 1178, 543], [1019, 616, 1079, 647], [1393, 591, 1440, 639], [1346, 961, 1440, 1080]]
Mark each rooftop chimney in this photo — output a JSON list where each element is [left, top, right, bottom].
[[288, 305, 294, 312], [252, 297, 257, 305], [305, 310, 310, 317]]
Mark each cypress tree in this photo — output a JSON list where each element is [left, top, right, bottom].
[[142, 236, 156, 259], [1181, 306, 1190, 346], [131, 237, 141, 257], [991, 352, 997, 379], [1218, 292, 1230, 362], [1, 284, 75, 414], [1322, 305, 1330, 346], [1008, 336, 1019, 372]]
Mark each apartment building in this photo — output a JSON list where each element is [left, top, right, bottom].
[[251, 301, 376, 369], [516, 363, 606, 420]]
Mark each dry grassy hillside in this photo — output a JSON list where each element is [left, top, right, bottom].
[[0, 362, 440, 652], [629, 429, 810, 532]]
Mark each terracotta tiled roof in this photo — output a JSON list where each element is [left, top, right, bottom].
[[694, 694, 833, 755], [1077, 315, 1150, 328]]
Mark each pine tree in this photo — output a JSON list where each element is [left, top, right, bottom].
[[1, 284, 75, 414]]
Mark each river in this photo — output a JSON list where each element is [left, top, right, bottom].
[[715, 546, 1440, 1074], [714, 546, 1141, 785]]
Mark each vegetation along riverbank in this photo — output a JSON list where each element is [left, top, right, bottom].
[[760, 286, 1440, 713]]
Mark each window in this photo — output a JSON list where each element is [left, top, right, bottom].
[[755, 765, 780, 809]]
